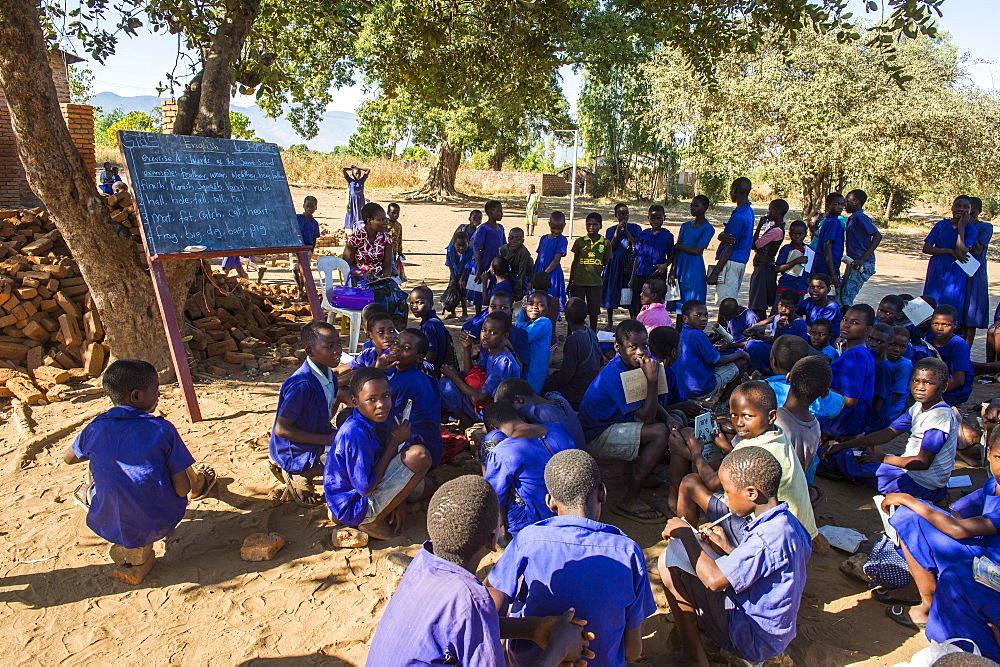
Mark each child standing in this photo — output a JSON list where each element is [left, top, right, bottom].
[[389, 329, 444, 468], [812, 192, 846, 293], [820, 304, 876, 439], [628, 204, 674, 318], [551, 297, 603, 409], [925, 305, 973, 407], [747, 199, 788, 319], [64, 360, 211, 583], [408, 285, 453, 376], [444, 231, 475, 319], [325, 368, 430, 540], [471, 200, 506, 315], [534, 211, 569, 310], [568, 212, 612, 331], [677, 300, 749, 403], [840, 189, 882, 307], [671, 195, 715, 308], [636, 278, 674, 334], [488, 449, 656, 665], [708, 178, 755, 304], [867, 323, 896, 432], [524, 183, 540, 236], [922, 196, 977, 326], [516, 291, 555, 393], [480, 402, 576, 537], [342, 164, 370, 233], [660, 446, 811, 666], [964, 196, 991, 344], [499, 227, 534, 300], [291, 195, 320, 298], [270, 321, 341, 506], [796, 274, 841, 338], [440, 312, 520, 427], [602, 203, 641, 330], [775, 219, 811, 296]]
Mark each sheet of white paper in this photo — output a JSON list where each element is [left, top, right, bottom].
[[959, 255, 981, 278], [948, 475, 973, 488], [873, 495, 897, 544], [787, 248, 805, 276], [665, 536, 698, 576], [803, 246, 816, 273], [466, 279, 483, 294], [596, 330, 616, 343], [818, 525, 868, 553], [903, 297, 934, 327], [620, 366, 669, 403]]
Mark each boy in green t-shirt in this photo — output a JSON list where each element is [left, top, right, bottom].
[[569, 212, 613, 331]]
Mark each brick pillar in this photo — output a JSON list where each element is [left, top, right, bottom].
[[0, 107, 21, 209], [59, 103, 95, 174], [161, 100, 178, 134]]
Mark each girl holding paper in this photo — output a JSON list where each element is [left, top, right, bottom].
[[921, 196, 977, 326]]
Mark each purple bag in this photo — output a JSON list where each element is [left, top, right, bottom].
[[328, 286, 374, 310]]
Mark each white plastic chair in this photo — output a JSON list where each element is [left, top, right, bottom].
[[317, 255, 364, 354]]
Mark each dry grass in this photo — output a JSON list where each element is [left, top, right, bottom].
[[281, 154, 428, 191], [95, 145, 120, 167]]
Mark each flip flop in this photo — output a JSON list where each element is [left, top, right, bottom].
[[72, 482, 92, 510], [281, 470, 323, 508], [190, 465, 218, 501], [871, 586, 920, 607], [611, 499, 666, 525], [885, 605, 926, 630]]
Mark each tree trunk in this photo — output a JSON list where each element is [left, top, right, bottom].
[[0, 0, 171, 371], [410, 139, 462, 201], [488, 147, 506, 172], [885, 189, 897, 222], [172, 70, 203, 136]]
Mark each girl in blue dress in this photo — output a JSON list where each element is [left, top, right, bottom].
[[342, 165, 370, 233], [471, 200, 506, 315], [670, 195, 715, 309], [601, 203, 641, 330], [922, 197, 977, 326], [533, 212, 568, 310], [964, 196, 992, 343]]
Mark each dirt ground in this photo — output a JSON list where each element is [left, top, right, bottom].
[[2, 185, 997, 666]]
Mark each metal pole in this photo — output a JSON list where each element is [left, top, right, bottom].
[[569, 130, 578, 238]]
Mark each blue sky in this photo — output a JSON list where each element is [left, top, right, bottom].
[[78, 0, 997, 114]]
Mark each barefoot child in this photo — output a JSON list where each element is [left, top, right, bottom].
[[525, 183, 540, 236], [389, 329, 443, 467], [568, 212, 612, 330], [444, 231, 475, 318], [325, 367, 430, 540], [534, 211, 569, 310], [489, 449, 656, 665], [659, 446, 811, 666], [270, 321, 341, 506], [64, 360, 215, 582]]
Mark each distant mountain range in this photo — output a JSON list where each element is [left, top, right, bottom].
[[90, 92, 359, 152]]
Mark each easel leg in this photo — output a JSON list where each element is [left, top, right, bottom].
[[298, 251, 323, 320], [149, 261, 202, 422]]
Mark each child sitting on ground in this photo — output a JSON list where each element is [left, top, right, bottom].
[[777, 356, 830, 488], [481, 401, 576, 538], [444, 231, 475, 319], [677, 300, 750, 403], [517, 271, 560, 335], [440, 311, 520, 428], [516, 290, 555, 393], [877, 294, 906, 328], [270, 321, 341, 506], [820, 304, 876, 440], [488, 449, 656, 665], [579, 319, 676, 524], [762, 334, 843, 420], [887, 326, 914, 422], [325, 367, 430, 540], [494, 377, 586, 450], [636, 277, 673, 334], [821, 358, 958, 503], [367, 476, 594, 665], [64, 359, 214, 583], [389, 329, 443, 468], [551, 297, 603, 409], [334, 310, 398, 378], [868, 323, 896, 432], [460, 290, 529, 368], [924, 305, 973, 407], [743, 289, 810, 375], [796, 274, 841, 338], [808, 317, 838, 362], [660, 446, 811, 666], [675, 381, 818, 544], [716, 297, 760, 346], [499, 226, 534, 301], [408, 285, 454, 377], [489, 256, 513, 299], [649, 325, 703, 425]]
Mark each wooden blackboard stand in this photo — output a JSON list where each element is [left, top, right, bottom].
[[117, 131, 325, 422]]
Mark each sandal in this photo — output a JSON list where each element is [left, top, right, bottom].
[[190, 465, 218, 501], [281, 470, 323, 508], [885, 605, 926, 630], [73, 482, 92, 510], [611, 498, 666, 525], [871, 586, 920, 607]]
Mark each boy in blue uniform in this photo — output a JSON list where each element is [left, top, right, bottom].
[[820, 304, 876, 439], [839, 189, 881, 307], [743, 289, 809, 375], [367, 476, 594, 666], [628, 204, 674, 318], [925, 305, 973, 406], [708, 177, 755, 304], [579, 319, 676, 524], [887, 326, 914, 421], [649, 325, 702, 423], [64, 360, 206, 583], [494, 377, 586, 450], [867, 323, 896, 432], [796, 273, 841, 338], [408, 284, 453, 376], [325, 367, 431, 540], [812, 192, 845, 292], [659, 446, 811, 666], [551, 297, 602, 409], [270, 321, 342, 506], [440, 311, 520, 428], [489, 449, 656, 665], [677, 300, 749, 403], [775, 219, 810, 295], [292, 195, 321, 299], [460, 290, 529, 369], [389, 328, 444, 468], [480, 401, 576, 537]]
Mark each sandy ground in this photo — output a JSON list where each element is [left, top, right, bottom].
[[2, 184, 998, 666]]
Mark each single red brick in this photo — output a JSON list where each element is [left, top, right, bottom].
[[240, 532, 286, 561]]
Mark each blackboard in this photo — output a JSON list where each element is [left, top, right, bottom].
[[117, 131, 308, 258]]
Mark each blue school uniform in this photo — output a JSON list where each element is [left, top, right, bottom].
[[715, 502, 812, 663], [579, 355, 643, 442], [367, 542, 505, 666], [764, 375, 845, 419], [820, 345, 874, 438], [516, 316, 553, 393], [348, 345, 387, 371], [633, 228, 674, 277], [489, 515, 657, 667], [717, 202, 755, 265], [518, 393, 586, 450], [726, 308, 760, 342], [775, 243, 810, 293], [440, 348, 520, 420], [869, 359, 895, 432], [390, 364, 443, 467], [419, 310, 450, 375], [923, 218, 978, 325], [270, 360, 336, 475], [844, 210, 878, 263], [71, 406, 195, 549], [819, 345, 838, 362], [296, 214, 320, 246], [535, 234, 568, 309], [812, 215, 844, 278], [482, 422, 576, 535], [675, 220, 714, 303], [927, 563, 1000, 662], [678, 324, 721, 398], [489, 278, 513, 299], [445, 243, 475, 281], [324, 410, 390, 527], [889, 356, 913, 419], [471, 222, 505, 307], [925, 333, 974, 406], [602, 222, 642, 309], [659, 364, 689, 409], [795, 297, 840, 338]]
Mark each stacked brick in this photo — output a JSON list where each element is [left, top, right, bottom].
[[60, 104, 95, 174]]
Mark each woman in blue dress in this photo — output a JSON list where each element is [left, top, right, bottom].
[[470, 201, 506, 314], [670, 195, 715, 310], [342, 165, 370, 233], [964, 196, 992, 344], [601, 203, 641, 330], [922, 196, 977, 326]]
